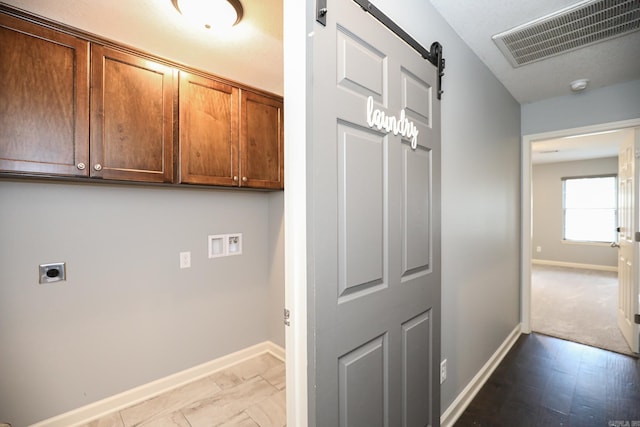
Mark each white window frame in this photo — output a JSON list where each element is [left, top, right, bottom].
[[561, 174, 618, 244]]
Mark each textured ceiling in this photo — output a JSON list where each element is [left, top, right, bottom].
[[430, 0, 640, 104], [532, 129, 630, 164]]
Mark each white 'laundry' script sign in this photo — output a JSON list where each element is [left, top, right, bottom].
[[366, 96, 419, 149]]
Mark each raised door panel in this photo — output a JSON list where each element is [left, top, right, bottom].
[[179, 72, 238, 186], [337, 124, 386, 302], [0, 13, 89, 176], [338, 335, 387, 427], [91, 45, 174, 183], [240, 90, 283, 189], [401, 311, 432, 427]]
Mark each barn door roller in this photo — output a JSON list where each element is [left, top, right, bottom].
[[316, 0, 328, 25], [316, 0, 445, 99]]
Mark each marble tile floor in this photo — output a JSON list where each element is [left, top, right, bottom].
[[79, 353, 286, 427]]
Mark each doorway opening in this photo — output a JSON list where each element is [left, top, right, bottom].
[[521, 118, 640, 356]]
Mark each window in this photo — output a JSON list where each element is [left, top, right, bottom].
[[562, 175, 617, 243]]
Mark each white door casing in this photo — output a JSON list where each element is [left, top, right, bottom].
[[283, 0, 310, 426], [617, 128, 640, 353], [520, 118, 640, 338], [307, 0, 442, 425]]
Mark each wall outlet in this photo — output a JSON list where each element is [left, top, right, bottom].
[[440, 359, 447, 384], [536, 246, 542, 253], [179, 251, 191, 269], [39, 262, 66, 284]]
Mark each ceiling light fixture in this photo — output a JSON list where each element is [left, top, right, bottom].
[[569, 79, 589, 92], [171, 0, 243, 30]]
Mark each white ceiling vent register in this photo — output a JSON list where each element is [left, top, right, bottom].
[[492, 0, 640, 67]]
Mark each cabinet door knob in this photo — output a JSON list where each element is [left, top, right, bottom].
[[94, 164, 103, 171], [77, 163, 86, 170], [242, 176, 248, 182], [233, 176, 239, 182]]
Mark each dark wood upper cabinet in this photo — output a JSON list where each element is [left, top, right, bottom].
[[0, 13, 90, 176], [240, 90, 284, 190], [179, 74, 284, 189], [90, 45, 175, 183], [179, 72, 239, 186]]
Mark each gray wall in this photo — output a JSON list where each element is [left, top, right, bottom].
[[374, 0, 522, 415], [533, 158, 618, 267], [0, 180, 284, 426], [522, 79, 640, 135]]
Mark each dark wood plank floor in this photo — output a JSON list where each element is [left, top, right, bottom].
[[455, 333, 640, 427]]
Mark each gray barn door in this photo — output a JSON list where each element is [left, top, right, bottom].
[[309, 0, 441, 426]]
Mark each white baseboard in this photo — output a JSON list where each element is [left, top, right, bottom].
[[266, 340, 286, 361], [31, 341, 286, 427], [440, 324, 522, 427], [532, 259, 617, 272]]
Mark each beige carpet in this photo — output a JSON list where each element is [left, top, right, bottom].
[[531, 264, 636, 356]]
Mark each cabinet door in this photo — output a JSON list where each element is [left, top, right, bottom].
[[0, 13, 89, 176], [240, 90, 284, 189], [179, 72, 239, 186], [91, 45, 175, 183]]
